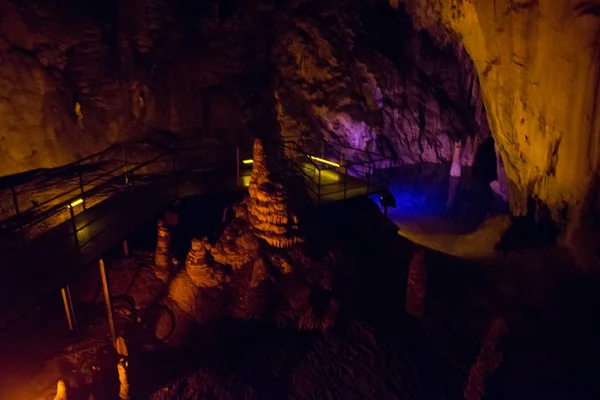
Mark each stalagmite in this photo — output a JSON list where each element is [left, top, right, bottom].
[[446, 141, 462, 209], [405, 247, 427, 318], [116, 336, 129, 400], [186, 238, 229, 287], [247, 139, 303, 248], [490, 143, 509, 202], [464, 317, 508, 400], [117, 360, 129, 400], [53, 380, 67, 400], [154, 220, 171, 282]]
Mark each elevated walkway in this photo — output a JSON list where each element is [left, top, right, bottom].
[[0, 137, 392, 335]]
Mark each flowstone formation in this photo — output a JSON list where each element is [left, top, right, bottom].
[[160, 139, 338, 346]]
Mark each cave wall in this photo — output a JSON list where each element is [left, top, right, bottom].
[[272, 0, 490, 165], [0, 0, 490, 177], [0, 0, 273, 176], [396, 0, 600, 218]]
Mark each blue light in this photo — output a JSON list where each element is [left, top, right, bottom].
[[369, 184, 446, 219]]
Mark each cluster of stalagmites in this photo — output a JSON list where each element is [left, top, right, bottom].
[[149, 139, 335, 345]]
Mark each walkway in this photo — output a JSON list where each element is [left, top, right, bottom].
[[0, 168, 248, 333], [0, 138, 392, 335]]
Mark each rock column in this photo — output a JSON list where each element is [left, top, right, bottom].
[[405, 248, 427, 318], [154, 220, 171, 282], [247, 139, 302, 248], [446, 141, 462, 209]]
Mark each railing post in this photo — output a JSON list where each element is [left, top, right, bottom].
[[78, 161, 85, 210], [69, 204, 79, 248], [61, 285, 76, 332], [123, 145, 129, 186], [343, 165, 348, 200], [318, 168, 321, 204], [236, 146, 240, 188], [366, 161, 371, 194], [99, 259, 117, 343]]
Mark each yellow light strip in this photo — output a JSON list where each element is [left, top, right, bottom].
[[242, 159, 254, 164], [69, 198, 84, 207], [308, 155, 340, 168]]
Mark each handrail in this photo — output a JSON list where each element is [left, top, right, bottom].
[[1, 136, 393, 239]]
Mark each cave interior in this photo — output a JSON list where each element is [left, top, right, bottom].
[[0, 0, 600, 399]]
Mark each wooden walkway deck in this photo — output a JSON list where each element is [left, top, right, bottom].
[[0, 169, 245, 332]]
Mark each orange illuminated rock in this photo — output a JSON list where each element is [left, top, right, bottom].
[[53, 380, 67, 400], [464, 316, 508, 400], [186, 238, 229, 287], [154, 220, 171, 283], [211, 219, 259, 270], [247, 139, 303, 248], [406, 247, 427, 318], [398, 0, 600, 220]]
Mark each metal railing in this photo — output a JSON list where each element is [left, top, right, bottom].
[[277, 139, 393, 204], [0, 139, 254, 245]]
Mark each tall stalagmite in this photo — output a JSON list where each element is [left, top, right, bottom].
[[247, 139, 303, 248]]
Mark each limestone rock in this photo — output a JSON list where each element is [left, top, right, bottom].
[[464, 316, 508, 400], [268, 252, 294, 275], [186, 238, 229, 288], [247, 139, 303, 248], [399, 0, 600, 220], [406, 247, 427, 318], [154, 220, 171, 283], [250, 258, 271, 288], [53, 380, 67, 400], [273, 4, 489, 166], [166, 271, 203, 318], [211, 219, 259, 269]]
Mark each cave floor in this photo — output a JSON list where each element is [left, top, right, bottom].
[[0, 185, 599, 399]]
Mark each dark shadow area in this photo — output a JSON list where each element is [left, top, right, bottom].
[[497, 198, 560, 252]]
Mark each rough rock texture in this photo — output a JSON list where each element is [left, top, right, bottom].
[[464, 316, 508, 400], [0, 0, 489, 177], [154, 220, 171, 283], [273, 1, 490, 165], [159, 144, 338, 345], [397, 0, 600, 221], [405, 247, 427, 318], [186, 238, 229, 288], [247, 139, 303, 248], [0, 0, 271, 176]]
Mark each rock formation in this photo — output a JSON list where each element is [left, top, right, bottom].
[[53, 380, 67, 400], [186, 238, 229, 288], [397, 0, 600, 224], [464, 316, 508, 400], [247, 139, 303, 248], [157, 139, 339, 345], [0, 0, 488, 181], [273, 1, 489, 166], [406, 247, 427, 318], [154, 220, 171, 283]]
